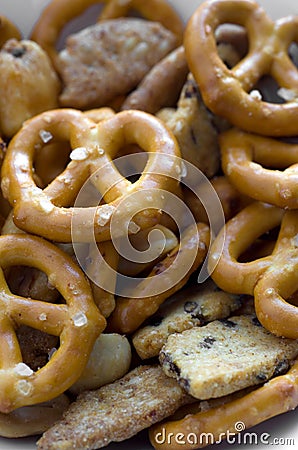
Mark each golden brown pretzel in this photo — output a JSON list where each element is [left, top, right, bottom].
[[254, 247, 298, 339], [208, 202, 298, 295], [107, 222, 210, 334], [184, 0, 298, 136], [0, 233, 105, 413], [149, 357, 298, 450], [220, 128, 298, 209], [0, 15, 21, 48], [30, 0, 184, 70], [1, 108, 181, 242]]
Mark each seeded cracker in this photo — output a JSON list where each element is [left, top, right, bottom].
[[159, 314, 298, 399], [37, 365, 194, 449], [132, 279, 242, 359], [57, 18, 178, 109]]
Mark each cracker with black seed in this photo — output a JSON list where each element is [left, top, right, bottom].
[[132, 279, 242, 359], [159, 314, 298, 399], [37, 365, 194, 450]]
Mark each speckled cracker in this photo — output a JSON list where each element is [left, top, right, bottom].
[[58, 18, 178, 109], [132, 280, 242, 359], [159, 314, 298, 399], [37, 365, 194, 450]]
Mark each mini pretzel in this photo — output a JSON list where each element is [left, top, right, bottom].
[[220, 128, 298, 209], [30, 0, 184, 70], [184, 0, 298, 136], [208, 202, 298, 295], [107, 222, 210, 334], [0, 233, 105, 413], [1, 108, 181, 242], [149, 356, 298, 450], [254, 247, 298, 339]]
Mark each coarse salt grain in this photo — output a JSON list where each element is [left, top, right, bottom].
[[70, 147, 89, 161], [97, 205, 115, 226], [39, 129, 53, 143], [96, 146, 105, 155], [277, 87, 297, 102], [39, 313, 47, 321], [14, 363, 33, 377], [128, 221, 140, 234], [16, 380, 33, 395], [72, 312, 88, 327], [250, 90, 262, 101]]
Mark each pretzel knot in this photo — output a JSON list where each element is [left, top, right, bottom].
[[208, 202, 298, 338], [185, 0, 298, 136], [0, 233, 105, 413], [220, 128, 298, 209], [1, 108, 181, 243], [30, 0, 184, 70]]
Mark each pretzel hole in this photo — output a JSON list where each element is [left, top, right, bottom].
[[16, 325, 59, 372], [288, 290, 298, 307], [5, 265, 61, 303], [238, 226, 280, 263], [34, 141, 72, 187], [215, 24, 248, 68], [114, 146, 147, 182], [289, 42, 298, 68]]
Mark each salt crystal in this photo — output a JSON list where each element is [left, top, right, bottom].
[[128, 221, 140, 234], [250, 90, 262, 101], [277, 87, 297, 102], [14, 363, 33, 377], [16, 380, 33, 396], [70, 147, 89, 161], [97, 205, 115, 226], [72, 312, 88, 327], [39, 313, 47, 321], [96, 146, 105, 155], [39, 130, 53, 143]]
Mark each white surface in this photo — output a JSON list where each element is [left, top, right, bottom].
[[0, 0, 297, 37], [0, 0, 297, 449]]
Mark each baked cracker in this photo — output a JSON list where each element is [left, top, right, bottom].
[[37, 365, 193, 449], [132, 279, 242, 359], [159, 314, 298, 399]]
